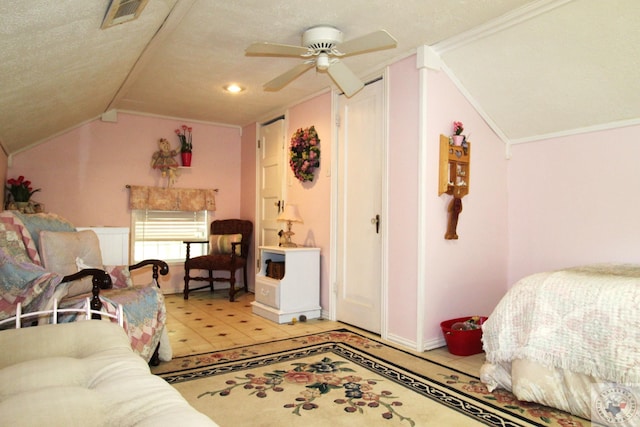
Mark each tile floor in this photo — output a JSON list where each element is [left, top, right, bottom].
[[162, 290, 485, 377]]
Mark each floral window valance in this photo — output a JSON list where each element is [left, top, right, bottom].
[[128, 185, 216, 211]]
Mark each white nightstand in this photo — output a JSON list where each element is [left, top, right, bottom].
[[251, 246, 321, 323]]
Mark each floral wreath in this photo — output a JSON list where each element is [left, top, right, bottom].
[[289, 126, 320, 182]]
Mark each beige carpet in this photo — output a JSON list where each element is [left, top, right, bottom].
[[153, 328, 591, 427]]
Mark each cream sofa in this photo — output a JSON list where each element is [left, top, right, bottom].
[[0, 319, 217, 426]]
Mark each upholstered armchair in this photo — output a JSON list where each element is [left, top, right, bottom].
[[0, 211, 171, 364], [183, 219, 253, 302]]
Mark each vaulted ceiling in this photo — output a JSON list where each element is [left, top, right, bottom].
[[1, 0, 637, 155]]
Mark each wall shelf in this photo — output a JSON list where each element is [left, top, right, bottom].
[[438, 134, 471, 240], [438, 134, 470, 198]]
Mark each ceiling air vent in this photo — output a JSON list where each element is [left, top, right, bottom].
[[101, 0, 149, 29]]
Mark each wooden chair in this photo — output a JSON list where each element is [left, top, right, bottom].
[[183, 219, 253, 302]]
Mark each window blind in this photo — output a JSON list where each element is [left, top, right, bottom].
[[131, 210, 208, 263]]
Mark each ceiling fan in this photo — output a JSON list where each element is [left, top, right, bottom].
[[246, 25, 397, 97]]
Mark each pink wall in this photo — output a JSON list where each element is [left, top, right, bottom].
[[387, 56, 420, 340], [240, 123, 257, 220], [379, 54, 510, 347], [7, 112, 242, 293], [240, 123, 258, 286], [284, 93, 333, 310], [508, 125, 640, 284], [422, 67, 509, 346]]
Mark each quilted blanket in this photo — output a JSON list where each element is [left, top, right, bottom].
[[60, 285, 166, 362], [0, 247, 69, 325], [482, 263, 640, 384]]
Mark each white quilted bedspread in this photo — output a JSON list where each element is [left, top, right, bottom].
[[482, 264, 640, 384]]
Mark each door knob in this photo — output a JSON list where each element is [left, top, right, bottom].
[[371, 214, 380, 234]]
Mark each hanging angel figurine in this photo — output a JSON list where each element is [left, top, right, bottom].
[[151, 138, 180, 187]]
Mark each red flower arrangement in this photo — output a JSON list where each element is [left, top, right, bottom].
[[6, 175, 40, 202], [175, 125, 193, 152]]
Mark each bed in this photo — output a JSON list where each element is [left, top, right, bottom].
[[480, 263, 640, 425]]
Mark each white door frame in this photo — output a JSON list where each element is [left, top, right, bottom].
[[254, 114, 288, 276], [329, 71, 390, 340]]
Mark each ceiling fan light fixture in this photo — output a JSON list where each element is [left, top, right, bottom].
[[302, 25, 343, 51], [246, 26, 397, 96], [224, 83, 245, 93], [316, 53, 330, 71]]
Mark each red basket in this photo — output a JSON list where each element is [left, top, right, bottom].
[[440, 316, 488, 356]]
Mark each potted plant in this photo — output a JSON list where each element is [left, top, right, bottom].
[[175, 125, 193, 167], [452, 121, 465, 146], [6, 175, 40, 210]]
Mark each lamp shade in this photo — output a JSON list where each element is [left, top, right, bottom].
[[277, 204, 303, 223]]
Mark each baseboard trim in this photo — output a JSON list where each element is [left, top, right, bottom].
[[423, 336, 446, 351], [386, 333, 418, 351]]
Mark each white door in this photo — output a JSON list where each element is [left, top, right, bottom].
[[258, 118, 286, 248], [336, 80, 384, 334]]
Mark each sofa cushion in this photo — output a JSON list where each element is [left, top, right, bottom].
[[39, 230, 103, 275], [11, 212, 75, 258], [39, 230, 103, 297], [0, 320, 216, 426], [0, 322, 128, 425], [0, 386, 107, 426], [209, 233, 242, 256]]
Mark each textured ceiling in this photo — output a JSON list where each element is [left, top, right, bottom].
[[438, 0, 640, 142], [0, 0, 637, 154]]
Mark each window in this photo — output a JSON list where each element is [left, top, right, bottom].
[[131, 210, 208, 263]]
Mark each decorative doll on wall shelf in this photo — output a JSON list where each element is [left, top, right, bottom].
[[151, 138, 180, 187]]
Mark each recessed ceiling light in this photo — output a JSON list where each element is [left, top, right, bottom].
[[224, 84, 244, 93]]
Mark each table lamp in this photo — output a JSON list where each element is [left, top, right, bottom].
[[277, 204, 303, 247]]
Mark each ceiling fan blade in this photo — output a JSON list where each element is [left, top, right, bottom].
[[327, 60, 364, 97], [264, 62, 315, 91], [336, 30, 397, 56], [246, 42, 309, 57]]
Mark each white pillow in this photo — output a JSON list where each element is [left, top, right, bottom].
[[39, 230, 104, 297], [209, 233, 242, 256]]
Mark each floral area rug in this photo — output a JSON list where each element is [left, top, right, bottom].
[[153, 329, 591, 427]]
